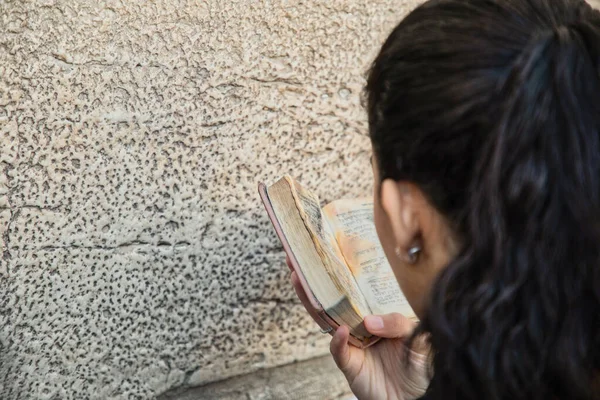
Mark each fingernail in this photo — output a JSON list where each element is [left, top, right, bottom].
[[366, 316, 384, 330]]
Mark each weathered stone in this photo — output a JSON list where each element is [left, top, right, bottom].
[[159, 355, 354, 400], [8, 0, 596, 399], [0, 1, 421, 397]]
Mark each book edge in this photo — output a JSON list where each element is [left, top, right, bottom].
[[258, 181, 381, 348]]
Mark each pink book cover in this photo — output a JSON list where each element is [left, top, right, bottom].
[[258, 182, 380, 349]]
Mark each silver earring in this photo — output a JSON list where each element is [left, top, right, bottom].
[[406, 246, 421, 264], [395, 246, 421, 264]]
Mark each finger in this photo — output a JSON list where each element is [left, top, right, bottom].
[[291, 272, 330, 329], [364, 313, 416, 339], [285, 255, 293, 271], [330, 325, 353, 375]]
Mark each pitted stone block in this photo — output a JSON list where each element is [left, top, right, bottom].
[[0, 0, 423, 398]]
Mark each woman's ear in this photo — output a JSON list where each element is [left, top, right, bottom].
[[380, 179, 420, 251]]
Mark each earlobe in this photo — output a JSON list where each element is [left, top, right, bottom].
[[380, 179, 420, 254], [395, 245, 422, 264]]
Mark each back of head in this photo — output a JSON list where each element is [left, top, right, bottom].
[[366, 0, 600, 399]]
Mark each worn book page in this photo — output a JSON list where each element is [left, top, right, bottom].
[[323, 199, 414, 317], [286, 177, 372, 321]]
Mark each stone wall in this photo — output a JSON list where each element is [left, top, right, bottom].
[[8, 1, 597, 399], [0, 1, 419, 399], [159, 356, 355, 400]]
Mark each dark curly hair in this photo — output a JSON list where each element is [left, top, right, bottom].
[[366, 0, 600, 399]]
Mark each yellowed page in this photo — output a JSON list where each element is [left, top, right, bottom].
[[323, 199, 414, 317], [285, 177, 372, 319]]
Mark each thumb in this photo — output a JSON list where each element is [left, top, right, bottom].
[[364, 313, 416, 339]]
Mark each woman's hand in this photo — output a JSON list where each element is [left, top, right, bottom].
[[287, 256, 430, 400]]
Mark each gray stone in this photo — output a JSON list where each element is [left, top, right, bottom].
[[6, 0, 596, 399], [0, 0, 418, 398], [158, 355, 354, 400]]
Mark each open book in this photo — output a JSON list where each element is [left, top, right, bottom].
[[259, 176, 415, 348]]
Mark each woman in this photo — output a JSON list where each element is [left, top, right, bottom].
[[288, 0, 600, 398]]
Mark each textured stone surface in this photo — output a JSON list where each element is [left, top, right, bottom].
[[0, 1, 420, 398], [159, 355, 355, 400], [4, 0, 600, 399]]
